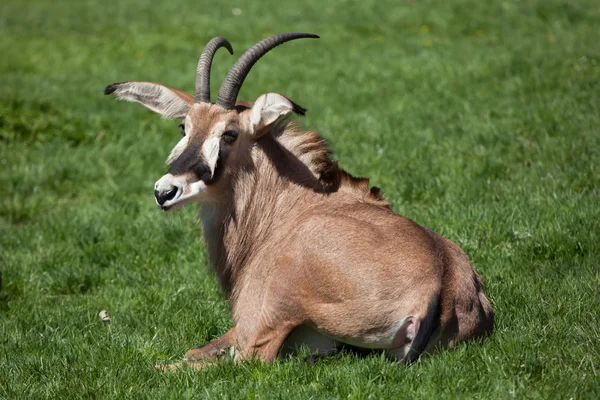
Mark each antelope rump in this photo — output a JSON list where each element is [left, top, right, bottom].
[[104, 33, 494, 369]]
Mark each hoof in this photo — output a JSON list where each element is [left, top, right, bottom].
[[184, 347, 206, 360], [185, 345, 230, 360]]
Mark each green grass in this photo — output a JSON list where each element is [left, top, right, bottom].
[[1, 0, 600, 398]]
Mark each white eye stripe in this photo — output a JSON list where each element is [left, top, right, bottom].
[[184, 116, 193, 136], [203, 137, 220, 176], [167, 117, 193, 164], [202, 121, 225, 177], [166, 135, 189, 165], [167, 120, 225, 176]]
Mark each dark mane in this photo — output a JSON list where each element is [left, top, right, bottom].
[[271, 118, 391, 208]]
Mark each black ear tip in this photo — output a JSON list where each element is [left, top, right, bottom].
[[293, 102, 307, 116], [104, 84, 119, 95]]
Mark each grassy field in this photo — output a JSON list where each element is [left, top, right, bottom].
[[1, 0, 600, 398]]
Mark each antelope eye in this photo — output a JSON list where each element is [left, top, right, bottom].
[[178, 123, 186, 137], [222, 129, 239, 143]]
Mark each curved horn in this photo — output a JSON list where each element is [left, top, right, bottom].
[[195, 37, 234, 103], [216, 32, 319, 109]]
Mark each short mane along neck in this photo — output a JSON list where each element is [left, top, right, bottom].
[[200, 119, 389, 295]]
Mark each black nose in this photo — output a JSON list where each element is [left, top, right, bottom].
[[154, 187, 178, 205]]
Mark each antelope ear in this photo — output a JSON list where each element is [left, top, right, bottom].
[[248, 93, 306, 135], [104, 81, 193, 119]]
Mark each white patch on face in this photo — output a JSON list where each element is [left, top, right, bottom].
[[202, 121, 225, 177], [166, 135, 189, 165], [154, 173, 209, 210], [184, 115, 193, 134], [166, 116, 192, 165]]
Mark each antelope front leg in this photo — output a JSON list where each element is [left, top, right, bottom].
[[156, 327, 237, 372], [235, 322, 295, 363], [184, 327, 237, 360], [159, 323, 293, 371]]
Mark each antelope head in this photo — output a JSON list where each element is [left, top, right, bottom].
[[105, 33, 318, 211]]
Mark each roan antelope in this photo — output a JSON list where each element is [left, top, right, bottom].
[[104, 33, 494, 369]]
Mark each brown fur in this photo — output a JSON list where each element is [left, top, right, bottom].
[[105, 82, 494, 367], [183, 104, 494, 365]]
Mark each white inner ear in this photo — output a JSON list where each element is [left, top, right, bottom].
[[112, 82, 191, 118], [250, 93, 294, 134], [202, 121, 225, 177]]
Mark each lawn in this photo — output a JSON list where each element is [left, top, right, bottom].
[[1, 0, 599, 398]]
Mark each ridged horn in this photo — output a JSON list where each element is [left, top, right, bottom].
[[195, 37, 234, 103], [216, 32, 319, 109]]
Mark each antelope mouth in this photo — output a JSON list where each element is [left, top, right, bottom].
[[156, 191, 183, 212], [154, 174, 209, 210], [160, 203, 175, 212]]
